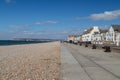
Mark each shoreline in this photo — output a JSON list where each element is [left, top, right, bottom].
[[0, 40, 55, 46]]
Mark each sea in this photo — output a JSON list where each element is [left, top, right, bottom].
[[0, 40, 52, 46]]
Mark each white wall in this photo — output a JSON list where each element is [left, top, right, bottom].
[[116, 32, 120, 46], [67, 36, 74, 41], [82, 26, 100, 42], [109, 26, 114, 42]]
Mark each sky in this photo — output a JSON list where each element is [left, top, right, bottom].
[[0, 0, 120, 40]]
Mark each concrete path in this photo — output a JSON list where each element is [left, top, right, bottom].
[[61, 45, 91, 80], [61, 43, 120, 80]]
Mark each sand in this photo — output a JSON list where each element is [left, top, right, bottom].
[[0, 42, 61, 80]]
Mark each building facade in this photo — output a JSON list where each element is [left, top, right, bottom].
[[91, 29, 108, 44], [67, 35, 75, 43], [67, 24, 120, 46], [116, 32, 120, 46], [82, 26, 100, 42], [106, 25, 120, 45]]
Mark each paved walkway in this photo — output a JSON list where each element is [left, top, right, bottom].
[[61, 43, 120, 80], [61, 45, 91, 80]]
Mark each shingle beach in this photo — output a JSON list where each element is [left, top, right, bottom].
[[0, 42, 60, 80]]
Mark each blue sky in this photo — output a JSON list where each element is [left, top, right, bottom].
[[0, 0, 120, 39]]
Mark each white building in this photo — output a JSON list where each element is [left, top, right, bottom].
[[106, 25, 120, 45], [91, 29, 107, 44], [100, 29, 108, 44], [116, 33, 120, 46], [91, 32, 101, 44], [82, 26, 100, 42], [67, 35, 75, 42], [67, 35, 82, 43], [73, 35, 78, 43], [67, 25, 120, 46]]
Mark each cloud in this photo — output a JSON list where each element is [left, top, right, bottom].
[[8, 24, 31, 32], [22, 31, 35, 35], [75, 17, 88, 20], [47, 20, 58, 24], [5, 0, 15, 3], [9, 24, 30, 29], [35, 20, 58, 25], [89, 10, 120, 21], [7, 20, 58, 31], [0, 28, 83, 39], [1, 20, 61, 39]]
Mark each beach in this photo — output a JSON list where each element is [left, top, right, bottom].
[[0, 42, 60, 80]]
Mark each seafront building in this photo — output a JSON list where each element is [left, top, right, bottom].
[[67, 35, 75, 43], [106, 25, 120, 46], [91, 29, 108, 44], [67, 35, 80, 43], [74, 35, 81, 43], [100, 29, 108, 44], [82, 26, 100, 42], [67, 24, 120, 46], [116, 32, 120, 46]]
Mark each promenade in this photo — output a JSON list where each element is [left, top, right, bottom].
[[61, 43, 120, 80]]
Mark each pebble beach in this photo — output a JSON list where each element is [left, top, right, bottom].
[[0, 42, 60, 80]]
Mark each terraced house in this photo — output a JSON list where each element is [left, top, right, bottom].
[[116, 31, 120, 46], [82, 26, 100, 42], [67, 25, 120, 46], [67, 35, 75, 43], [91, 29, 107, 44], [106, 25, 120, 46]]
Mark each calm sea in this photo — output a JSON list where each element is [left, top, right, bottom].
[[0, 40, 51, 46]]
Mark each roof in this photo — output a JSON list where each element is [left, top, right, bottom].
[[68, 35, 75, 37], [83, 27, 93, 34], [111, 25, 120, 32], [100, 29, 108, 33], [68, 35, 79, 37]]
